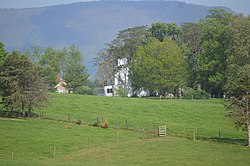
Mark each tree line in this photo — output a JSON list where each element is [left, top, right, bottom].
[[94, 9, 250, 145], [0, 44, 89, 116], [95, 9, 249, 99]]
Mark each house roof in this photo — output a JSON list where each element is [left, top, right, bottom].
[[55, 80, 67, 88]]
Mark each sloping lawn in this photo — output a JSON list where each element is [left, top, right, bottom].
[[39, 94, 246, 142], [0, 94, 249, 165]]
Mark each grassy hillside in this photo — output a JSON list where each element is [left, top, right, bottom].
[[40, 94, 245, 141], [0, 94, 249, 165]]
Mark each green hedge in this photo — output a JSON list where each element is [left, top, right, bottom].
[[183, 88, 210, 99]]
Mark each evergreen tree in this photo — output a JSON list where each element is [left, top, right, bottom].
[[0, 51, 49, 116], [63, 45, 89, 92]]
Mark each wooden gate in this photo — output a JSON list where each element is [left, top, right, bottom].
[[158, 126, 166, 136]]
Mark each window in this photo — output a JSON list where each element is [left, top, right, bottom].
[[98, 88, 104, 94], [107, 89, 113, 93]]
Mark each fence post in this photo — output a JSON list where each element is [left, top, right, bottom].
[[186, 128, 189, 139], [88, 137, 90, 149], [53, 146, 56, 159], [219, 131, 221, 142], [142, 128, 145, 139], [116, 128, 119, 144], [193, 130, 196, 141], [125, 120, 128, 130], [11, 152, 14, 160], [40, 110, 44, 118], [68, 114, 70, 123]]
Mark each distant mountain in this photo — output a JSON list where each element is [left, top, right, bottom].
[[0, 1, 233, 76]]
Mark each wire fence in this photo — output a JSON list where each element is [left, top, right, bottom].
[[0, 109, 247, 146]]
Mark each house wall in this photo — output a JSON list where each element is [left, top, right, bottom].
[[56, 85, 68, 94], [104, 85, 113, 97], [98, 58, 134, 97], [115, 58, 133, 97]]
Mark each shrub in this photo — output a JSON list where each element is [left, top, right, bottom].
[[93, 121, 101, 127], [183, 88, 210, 99], [117, 87, 126, 97], [101, 119, 109, 129], [76, 120, 82, 125], [74, 86, 94, 95]]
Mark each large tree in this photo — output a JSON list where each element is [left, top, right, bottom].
[[25, 45, 88, 92], [179, 22, 203, 89], [95, 26, 148, 88], [226, 15, 250, 146], [63, 45, 89, 92], [197, 9, 235, 97], [116, 26, 148, 62], [147, 22, 181, 42], [0, 51, 49, 116], [131, 38, 187, 94], [0, 42, 8, 97], [226, 65, 250, 146], [227, 15, 250, 92], [24, 46, 63, 88]]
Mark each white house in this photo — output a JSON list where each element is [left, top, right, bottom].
[[98, 58, 133, 97], [114, 58, 133, 97], [98, 58, 150, 97]]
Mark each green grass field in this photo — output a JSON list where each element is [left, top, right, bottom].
[[0, 93, 250, 165]]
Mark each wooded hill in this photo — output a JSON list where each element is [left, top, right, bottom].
[[0, 1, 232, 75]]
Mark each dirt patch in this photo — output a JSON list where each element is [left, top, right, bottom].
[[0, 117, 23, 121]]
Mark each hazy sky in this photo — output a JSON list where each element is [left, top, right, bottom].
[[0, 0, 249, 15]]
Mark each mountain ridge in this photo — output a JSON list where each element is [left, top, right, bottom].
[[0, 1, 233, 76]]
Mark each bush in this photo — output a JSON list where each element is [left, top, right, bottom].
[[183, 88, 210, 99], [75, 86, 94, 95], [101, 119, 109, 129], [117, 87, 126, 97], [93, 121, 101, 127], [76, 120, 82, 125]]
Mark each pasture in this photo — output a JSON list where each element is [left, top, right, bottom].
[[0, 94, 249, 165]]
